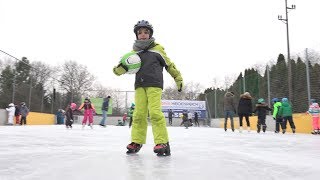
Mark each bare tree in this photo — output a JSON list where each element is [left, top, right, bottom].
[[31, 61, 54, 86], [184, 82, 203, 100], [58, 60, 95, 101], [162, 81, 202, 100]]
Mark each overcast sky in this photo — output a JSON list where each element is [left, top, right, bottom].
[[1, 0, 320, 91]]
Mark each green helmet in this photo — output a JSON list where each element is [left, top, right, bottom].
[[258, 98, 265, 103]]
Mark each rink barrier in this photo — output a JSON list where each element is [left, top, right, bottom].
[[221, 113, 313, 134], [0, 110, 55, 125], [0, 109, 314, 133]]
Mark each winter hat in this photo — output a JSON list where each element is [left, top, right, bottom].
[[8, 103, 14, 107], [70, 103, 76, 110], [282, 98, 288, 102], [243, 92, 251, 97], [271, 98, 279, 103], [257, 98, 265, 104], [310, 99, 316, 103]]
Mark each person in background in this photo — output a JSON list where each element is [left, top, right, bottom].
[[20, 102, 29, 125], [238, 92, 253, 132], [56, 109, 64, 124], [253, 98, 272, 133], [194, 111, 199, 127], [223, 91, 236, 132], [65, 103, 77, 129], [122, 113, 127, 125], [272, 98, 284, 133], [188, 111, 193, 126], [181, 110, 189, 129], [278, 97, 296, 134], [99, 96, 111, 127], [78, 97, 95, 129], [128, 103, 135, 128], [168, 109, 174, 126], [14, 104, 21, 125], [5, 103, 15, 125], [306, 99, 320, 135]]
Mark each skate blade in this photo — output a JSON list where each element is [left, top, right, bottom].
[[156, 153, 171, 157]]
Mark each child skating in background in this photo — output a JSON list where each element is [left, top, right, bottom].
[[272, 98, 284, 133], [307, 99, 320, 135], [78, 97, 95, 129], [128, 103, 135, 128], [253, 98, 271, 133], [278, 98, 296, 134], [5, 103, 15, 125], [65, 103, 77, 129], [113, 20, 183, 156]]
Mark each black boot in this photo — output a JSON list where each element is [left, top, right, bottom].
[[154, 142, 171, 156], [257, 125, 261, 133]]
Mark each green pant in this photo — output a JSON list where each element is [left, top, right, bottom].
[[131, 87, 169, 144]]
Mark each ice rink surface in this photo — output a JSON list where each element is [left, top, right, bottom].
[[0, 125, 319, 180]]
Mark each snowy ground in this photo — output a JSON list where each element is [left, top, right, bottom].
[[0, 125, 319, 180]]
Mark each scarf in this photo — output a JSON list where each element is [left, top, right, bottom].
[[133, 37, 155, 51]]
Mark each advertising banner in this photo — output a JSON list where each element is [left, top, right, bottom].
[[161, 100, 207, 119]]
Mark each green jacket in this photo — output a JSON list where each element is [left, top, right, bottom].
[[278, 102, 293, 117], [134, 43, 182, 89], [128, 107, 134, 117], [272, 102, 282, 118]]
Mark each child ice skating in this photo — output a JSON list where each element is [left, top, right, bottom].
[[278, 98, 296, 134], [65, 103, 76, 129], [272, 98, 284, 133], [307, 99, 320, 134], [253, 98, 271, 133], [113, 20, 183, 156], [78, 97, 95, 129]]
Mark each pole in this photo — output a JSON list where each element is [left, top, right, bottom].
[[243, 73, 246, 93], [278, 0, 295, 101], [305, 48, 311, 105], [28, 76, 32, 111], [12, 71, 16, 103], [285, 0, 293, 101], [267, 65, 271, 115], [214, 89, 217, 118]]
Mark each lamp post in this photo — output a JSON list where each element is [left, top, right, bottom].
[[278, 0, 296, 101]]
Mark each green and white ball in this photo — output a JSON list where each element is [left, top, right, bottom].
[[120, 52, 141, 74]]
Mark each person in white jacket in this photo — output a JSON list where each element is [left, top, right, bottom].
[[5, 103, 16, 125]]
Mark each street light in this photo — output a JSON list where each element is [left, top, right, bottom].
[[278, 0, 296, 101]]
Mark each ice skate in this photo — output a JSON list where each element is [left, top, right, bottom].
[[257, 125, 261, 133], [154, 142, 171, 156], [282, 130, 286, 134], [311, 130, 318, 135], [292, 128, 296, 134], [247, 127, 250, 132], [239, 126, 243, 133], [89, 123, 93, 129], [262, 125, 267, 133], [82, 124, 86, 129], [126, 142, 142, 154]]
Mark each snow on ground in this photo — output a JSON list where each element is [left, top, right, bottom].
[[0, 125, 319, 180]]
